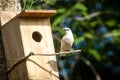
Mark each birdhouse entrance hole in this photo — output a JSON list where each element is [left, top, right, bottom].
[[1, 10, 59, 80], [32, 31, 42, 42]]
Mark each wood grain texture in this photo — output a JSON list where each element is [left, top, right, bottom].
[[1, 17, 28, 80], [0, 11, 20, 26], [0, 10, 56, 26], [19, 10, 57, 18], [1, 10, 59, 80], [20, 17, 59, 80]]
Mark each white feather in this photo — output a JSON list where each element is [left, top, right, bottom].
[[60, 28, 74, 59]]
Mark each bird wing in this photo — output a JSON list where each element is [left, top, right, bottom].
[[60, 35, 73, 51]]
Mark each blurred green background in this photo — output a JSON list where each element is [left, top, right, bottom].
[[21, 0, 120, 80]]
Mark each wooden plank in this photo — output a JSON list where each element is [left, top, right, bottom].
[[0, 10, 56, 26], [1, 10, 59, 80], [19, 10, 57, 18], [20, 17, 59, 80], [0, 11, 20, 26], [1, 17, 28, 80]]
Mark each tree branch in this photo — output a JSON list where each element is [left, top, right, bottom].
[[31, 50, 81, 56], [74, 11, 120, 21], [79, 56, 101, 80]]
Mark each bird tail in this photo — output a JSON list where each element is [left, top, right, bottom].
[[59, 51, 66, 60]]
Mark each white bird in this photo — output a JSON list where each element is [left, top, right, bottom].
[[60, 27, 74, 59]]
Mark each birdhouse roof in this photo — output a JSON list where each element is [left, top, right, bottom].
[[18, 10, 57, 18]]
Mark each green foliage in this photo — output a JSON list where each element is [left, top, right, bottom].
[[84, 32, 93, 39], [21, 0, 120, 80], [105, 19, 117, 27], [74, 3, 87, 11], [88, 49, 101, 61], [52, 2, 86, 27]]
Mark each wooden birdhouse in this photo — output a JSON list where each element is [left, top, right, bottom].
[[0, 10, 59, 80]]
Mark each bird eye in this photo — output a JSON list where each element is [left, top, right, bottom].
[[63, 28, 70, 31], [66, 29, 69, 31]]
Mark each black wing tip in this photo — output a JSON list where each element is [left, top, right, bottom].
[[60, 56, 66, 60]]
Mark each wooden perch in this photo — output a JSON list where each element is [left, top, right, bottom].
[[31, 49, 81, 56], [6, 49, 81, 73]]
